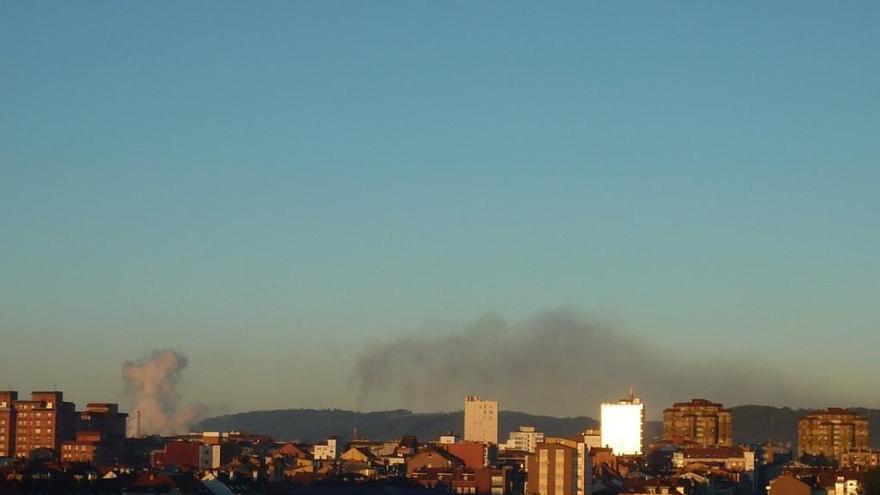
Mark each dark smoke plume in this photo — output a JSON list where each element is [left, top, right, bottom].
[[122, 349, 207, 436], [353, 308, 844, 415]]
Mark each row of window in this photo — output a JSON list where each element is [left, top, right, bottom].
[[17, 421, 52, 427], [62, 444, 93, 451], [14, 428, 54, 434], [14, 404, 55, 410]]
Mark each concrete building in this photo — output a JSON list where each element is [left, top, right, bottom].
[[797, 409, 869, 462], [439, 433, 459, 444], [503, 426, 545, 453], [465, 395, 499, 445], [313, 436, 340, 460], [582, 429, 601, 451], [663, 399, 733, 447], [65, 403, 128, 464], [600, 391, 644, 456], [527, 437, 588, 495]]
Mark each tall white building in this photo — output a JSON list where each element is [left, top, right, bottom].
[[600, 391, 644, 455], [464, 395, 499, 444], [502, 426, 544, 453]]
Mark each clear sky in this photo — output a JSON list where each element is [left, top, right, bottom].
[[1, 2, 879, 417]]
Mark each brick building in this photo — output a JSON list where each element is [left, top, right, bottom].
[[4, 391, 77, 458], [797, 409, 869, 462], [663, 399, 733, 447], [0, 391, 17, 457], [152, 441, 212, 471], [1, 391, 128, 462], [440, 441, 496, 469]]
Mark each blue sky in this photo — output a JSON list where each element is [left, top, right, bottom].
[[1, 2, 879, 415]]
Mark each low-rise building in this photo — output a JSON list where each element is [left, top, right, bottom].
[[441, 440, 497, 469], [839, 448, 880, 470], [672, 446, 755, 472], [151, 441, 212, 471], [503, 426, 545, 453], [312, 436, 339, 460]]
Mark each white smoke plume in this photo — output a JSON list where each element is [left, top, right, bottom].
[[122, 349, 207, 436]]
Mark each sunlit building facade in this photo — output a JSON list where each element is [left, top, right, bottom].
[[465, 396, 499, 445], [663, 398, 733, 447], [600, 392, 644, 456], [797, 408, 869, 462]]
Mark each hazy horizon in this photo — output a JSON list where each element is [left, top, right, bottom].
[[2, 2, 879, 425]]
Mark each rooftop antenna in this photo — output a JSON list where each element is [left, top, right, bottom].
[[629, 387, 635, 401]]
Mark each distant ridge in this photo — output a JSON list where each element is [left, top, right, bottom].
[[730, 405, 880, 449], [195, 409, 597, 443], [195, 405, 880, 448]]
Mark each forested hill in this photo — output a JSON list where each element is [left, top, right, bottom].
[[730, 405, 880, 448], [196, 409, 597, 443], [196, 406, 880, 448]]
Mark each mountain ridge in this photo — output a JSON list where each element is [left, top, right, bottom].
[[195, 405, 880, 449]]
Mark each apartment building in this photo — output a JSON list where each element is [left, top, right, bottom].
[[798, 409, 869, 462], [663, 399, 733, 447], [601, 392, 645, 456], [465, 396, 499, 445], [11, 391, 76, 457], [527, 437, 587, 495]]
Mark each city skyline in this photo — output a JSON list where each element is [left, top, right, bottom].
[[3, 1, 880, 415], [3, 368, 880, 427], [1, 386, 876, 493]]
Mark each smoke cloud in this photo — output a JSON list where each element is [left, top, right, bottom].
[[122, 349, 207, 436], [353, 308, 848, 416]]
